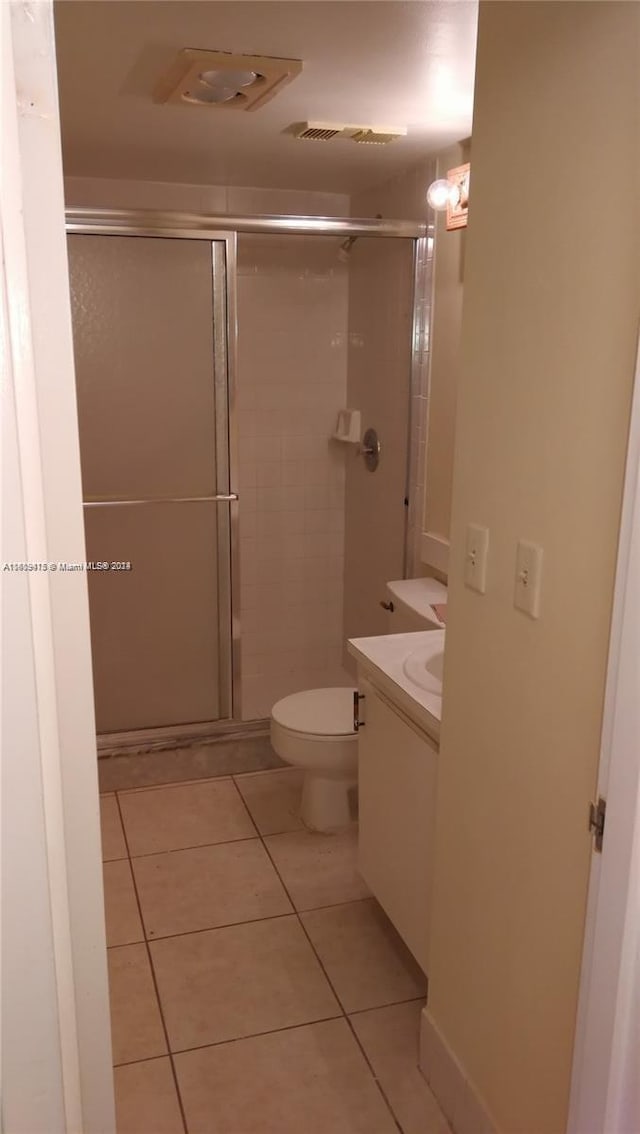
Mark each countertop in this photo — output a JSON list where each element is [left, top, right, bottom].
[[347, 630, 445, 744]]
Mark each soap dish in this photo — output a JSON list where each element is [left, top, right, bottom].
[[332, 409, 361, 444]]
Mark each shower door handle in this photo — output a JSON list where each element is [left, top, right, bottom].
[[212, 494, 239, 502]]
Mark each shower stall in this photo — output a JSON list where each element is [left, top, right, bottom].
[[65, 208, 430, 750]]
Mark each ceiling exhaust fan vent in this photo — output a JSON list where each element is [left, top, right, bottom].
[[289, 122, 407, 144], [349, 127, 406, 145], [154, 49, 302, 111], [292, 123, 344, 141]]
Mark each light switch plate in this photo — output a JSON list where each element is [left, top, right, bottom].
[[514, 540, 543, 618], [464, 524, 489, 594]]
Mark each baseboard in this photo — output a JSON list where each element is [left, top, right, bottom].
[[419, 1007, 498, 1134], [97, 716, 269, 758], [97, 730, 283, 793]]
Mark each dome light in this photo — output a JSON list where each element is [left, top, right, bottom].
[[199, 69, 259, 89], [183, 85, 240, 104], [426, 178, 461, 212]]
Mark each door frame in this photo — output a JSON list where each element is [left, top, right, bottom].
[[2, 3, 115, 1129], [567, 333, 640, 1133], [12, 4, 640, 1122]]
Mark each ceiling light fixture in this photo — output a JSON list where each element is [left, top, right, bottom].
[[183, 68, 260, 105], [199, 69, 258, 88], [183, 85, 239, 105], [154, 49, 302, 112]]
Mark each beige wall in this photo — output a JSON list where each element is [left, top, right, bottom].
[[428, 4, 640, 1132], [64, 175, 349, 217], [423, 140, 469, 547]]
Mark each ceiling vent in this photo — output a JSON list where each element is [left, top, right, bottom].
[[290, 122, 407, 145], [294, 123, 343, 141], [350, 127, 406, 145], [154, 49, 302, 111]]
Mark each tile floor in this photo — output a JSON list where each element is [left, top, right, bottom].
[[101, 766, 451, 1134]]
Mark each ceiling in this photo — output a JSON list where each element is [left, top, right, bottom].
[[54, 1, 478, 196]]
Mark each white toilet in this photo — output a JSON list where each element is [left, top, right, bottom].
[[270, 687, 358, 832], [270, 577, 448, 832]]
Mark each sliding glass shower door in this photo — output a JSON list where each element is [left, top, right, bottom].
[[67, 233, 236, 733]]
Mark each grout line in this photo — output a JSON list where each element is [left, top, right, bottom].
[[346, 995, 427, 1019], [124, 833, 261, 860], [104, 917, 427, 977], [289, 893, 372, 915], [227, 775, 262, 838], [114, 794, 189, 1134], [115, 773, 234, 798], [344, 1014, 404, 1134], [230, 766, 294, 782], [107, 770, 417, 1133], [111, 996, 429, 1070], [255, 814, 402, 1132], [112, 1053, 175, 1070], [113, 1013, 346, 1067], [110, 823, 368, 862], [123, 894, 374, 944], [108, 910, 296, 948]]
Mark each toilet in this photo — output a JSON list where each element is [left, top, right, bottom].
[[384, 576, 448, 632], [270, 687, 358, 832], [270, 577, 448, 832]]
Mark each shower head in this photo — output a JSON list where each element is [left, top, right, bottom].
[[338, 235, 358, 262], [337, 216, 382, 261]]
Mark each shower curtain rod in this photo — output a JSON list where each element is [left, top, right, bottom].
[[65, 207, 427, 240]]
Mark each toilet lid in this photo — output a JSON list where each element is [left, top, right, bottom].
[[271, 687, 356, 737]]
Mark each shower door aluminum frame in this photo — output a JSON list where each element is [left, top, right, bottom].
[[67, 224, 241, 726], [66, 207, 428, 743], [405, 232, 435, 578]]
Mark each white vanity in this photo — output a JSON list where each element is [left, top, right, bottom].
[[348, 622, 444, 976]]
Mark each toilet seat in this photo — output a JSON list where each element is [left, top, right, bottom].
[[272, 687, 356, 740]]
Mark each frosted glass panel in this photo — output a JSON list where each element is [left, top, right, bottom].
[[68, 233, 226, 732], [68, 235, 216, 500], [84, 502, 219, 731]]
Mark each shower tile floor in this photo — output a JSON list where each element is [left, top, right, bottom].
[[101, 767, 451, 1134]]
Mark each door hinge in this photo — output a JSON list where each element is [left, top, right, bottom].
[[588, 796, 606, 853]]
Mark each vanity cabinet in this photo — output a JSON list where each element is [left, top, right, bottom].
[[357, 675, 439, 975]]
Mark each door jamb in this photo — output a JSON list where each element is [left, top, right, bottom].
[[568, 332, 640, 1133]]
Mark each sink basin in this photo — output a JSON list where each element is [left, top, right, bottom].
[[402, 646, 445, 696]]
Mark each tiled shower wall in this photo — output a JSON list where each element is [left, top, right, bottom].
[[342, 158, 437, 655], [349, 158, 437, 584], [236, 236, 352, 720]]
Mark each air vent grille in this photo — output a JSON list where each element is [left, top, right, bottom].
[[350, 128, 403, 145], [298, 126, 342, 141], [291, 122, 344, 141], [290, 121, 407, 144]]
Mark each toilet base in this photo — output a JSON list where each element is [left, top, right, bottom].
[[300, 773, 356, 832]]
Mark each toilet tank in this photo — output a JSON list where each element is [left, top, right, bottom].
[[384, 578, 447, 633]]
